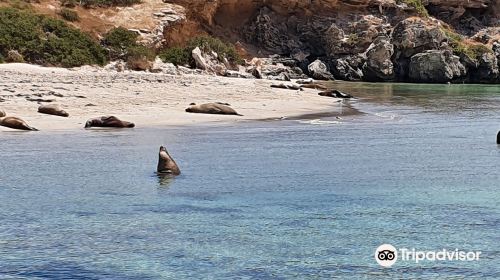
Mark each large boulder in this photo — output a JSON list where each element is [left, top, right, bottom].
[[307, 59, 334, 80], [392, 18, 447, 79], [409, 50, 466, 83], [469, 52, 499, 83], [330, 55, 364, 81], [362, 36, 395, 81], [191, 47, 227, 75], [392, 18, 447, 58]]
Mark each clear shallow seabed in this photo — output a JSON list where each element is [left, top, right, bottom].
[[0, 82, 499, 279]]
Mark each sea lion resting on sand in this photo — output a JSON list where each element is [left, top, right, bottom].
[[300, 83, 328, 90], [270, 83, 303, 91], [0, 109, 5, 117], [157, 146, 181, 175], [0, 116, 38, 131], [185, 103, 242, 116], [84, 116, 135, 128], [318, 89, 353, 99], [38, 104, 69, 117]]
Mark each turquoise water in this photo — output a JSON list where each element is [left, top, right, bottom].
[[0, 83, 499, 279]]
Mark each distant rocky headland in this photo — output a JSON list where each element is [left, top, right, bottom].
[[1, 0, 500, 83]]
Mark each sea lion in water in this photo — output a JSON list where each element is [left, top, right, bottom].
[[38, 104, 69, 117], [497, 131, 500, 144], [0, 109, 5, 117], [185, 103, 243, 116], [157, 146, 181, 175], [84, 116, 135, 128], [318, 89, 353, 99], [0, 116, 38, 131]]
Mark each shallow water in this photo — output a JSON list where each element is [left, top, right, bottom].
[[0, 82, 499, 279]]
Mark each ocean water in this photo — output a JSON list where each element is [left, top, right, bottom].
[[0, 82, 499, 279]]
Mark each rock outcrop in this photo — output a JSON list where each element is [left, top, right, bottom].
[[307, 60, 334, 80], [408, 50, 466, 83], [362, 36, 395, 81], [104, 0, 500, 83]]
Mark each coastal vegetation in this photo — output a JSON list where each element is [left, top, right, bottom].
[[443, 28, 493, 62], [399, 0, 429, 17], [0, 7, 107, 67], [58, 8, 79, 22], [102, 27, 154, 69], [77, 0, 140, 8], [159, 35, 242, 66]]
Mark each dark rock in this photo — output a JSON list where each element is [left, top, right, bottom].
[[330, 56, 364, 81], [362, 36, 395, 82], [408, 50, 466, 83]]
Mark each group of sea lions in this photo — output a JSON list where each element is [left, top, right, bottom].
[[0, 102, 243, 131]]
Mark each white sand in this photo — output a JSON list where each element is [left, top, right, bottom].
[[0, 63, 345, 131]]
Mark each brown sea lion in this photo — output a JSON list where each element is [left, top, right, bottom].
[[300, 83, 328, 90], [0, 109, 5, 117], [84, 116, 135, 128], [0, 116, 38, 131], [38, 104, 69, 117], [157, 146, 181, 175], [185, 103, 243, 116], [270, 83, 303, 91], [318, 89, 353, 99]]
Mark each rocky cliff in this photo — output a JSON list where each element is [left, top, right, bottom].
[[161, 0, 500, 83]]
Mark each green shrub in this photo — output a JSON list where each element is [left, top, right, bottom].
[[158, 47, 190, 66], [442, 28, 493, 62], [59, 8, 79, 22], [159, 35, 242, 66], [60, 0, 77, 8], [399, 0, 428, 17], [126, 45, 154, 70], [0, 7, 107, 67], [186, 36, 241, 64], [346, 33, 359, 45], [103, 27, 139, 59], [80, 0, 140, 8]]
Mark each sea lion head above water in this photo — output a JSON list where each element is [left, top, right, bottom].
[[0, 116, 38, 131], [157, 146, 181, 175], [185, 103, 242, 116], [84, 116, 135, 128], [497, 131, 500, 144]]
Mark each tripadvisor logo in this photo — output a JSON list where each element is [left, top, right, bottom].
[[375, 244, 397, 267], [374, 244, 482, 267]]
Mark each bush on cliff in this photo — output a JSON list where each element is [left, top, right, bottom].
[[103, 27, 139, 59], [0, 7, 107, 67], [79, 0, 140, 8], [126, 45, 155, 70], [399, 0, 429, 17], [59, 8, 79, 22], [443, 28, 493, 62], [158, 47, 190, 66], [159, 35, 242, 66]]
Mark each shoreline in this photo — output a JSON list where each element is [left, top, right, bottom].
[[0, 63, 348, 132]]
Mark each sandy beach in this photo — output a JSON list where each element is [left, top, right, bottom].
[[0, 63, 346, 131]]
